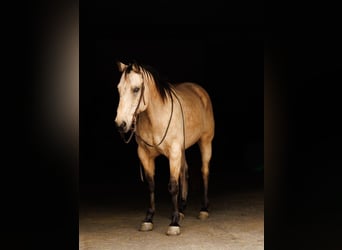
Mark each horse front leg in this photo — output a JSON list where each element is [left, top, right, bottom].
[[138, 146, 156, 232], [178, 154, 188, 220], [166, 149, 183, 236]]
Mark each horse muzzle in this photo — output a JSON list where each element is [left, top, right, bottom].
[[115, 120, 128, 133]]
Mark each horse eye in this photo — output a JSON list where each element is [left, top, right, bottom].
[[133, 87, 140, 93]]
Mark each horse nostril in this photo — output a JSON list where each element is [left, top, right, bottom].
[[117, 121, 127, 132]]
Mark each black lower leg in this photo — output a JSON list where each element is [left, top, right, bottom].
[[178, 177, 187, 213], [168, 179, 179, 226], [179, 161, 188, 214], [179, 198, 187, 214], [144, 176, 155, 222], [201, 179, 209, 212], [201, 198, 209, 212], [143, 208, 155, 223]]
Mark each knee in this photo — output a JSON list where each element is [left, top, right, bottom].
[[168, 179, 179, 195], [145, 176, 155, 192]]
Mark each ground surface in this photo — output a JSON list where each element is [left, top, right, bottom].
[[80, 182, 264, 250]]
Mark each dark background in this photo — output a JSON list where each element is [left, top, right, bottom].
[[80, 37, 264, 201]]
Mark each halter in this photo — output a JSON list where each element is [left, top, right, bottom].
[[119, 82, 145, 144]]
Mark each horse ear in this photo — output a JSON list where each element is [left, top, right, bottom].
[[132, 63, 140, 72], [117, 61, 127, 72]]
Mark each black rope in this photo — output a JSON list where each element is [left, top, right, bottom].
[[136, 90, 174, 147], [171, 88, 185, 152]]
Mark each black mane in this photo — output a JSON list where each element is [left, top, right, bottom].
[[125, 61, 172, 102]]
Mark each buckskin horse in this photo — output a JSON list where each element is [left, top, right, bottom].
[[114, 61, 215, 235]]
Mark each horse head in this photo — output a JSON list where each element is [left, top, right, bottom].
[[114, 61, 148, 133]]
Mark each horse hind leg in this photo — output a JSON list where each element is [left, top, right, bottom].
[[198, 135, 213, 220]]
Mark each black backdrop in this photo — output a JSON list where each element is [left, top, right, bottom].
[[80, 37, 264, 200]]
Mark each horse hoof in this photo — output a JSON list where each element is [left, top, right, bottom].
[[140, 222, 153, 231], [179, 212, 185, 222], [198, 211, 209, 220], [166, 226, 180, 236]]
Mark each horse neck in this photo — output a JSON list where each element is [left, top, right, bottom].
[[142, 80, 172, 129]]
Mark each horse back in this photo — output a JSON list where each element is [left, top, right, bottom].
[[174, 82, 213, 114], [174, 82, 214, 138]]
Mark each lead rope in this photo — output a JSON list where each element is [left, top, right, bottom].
[[170, 88, 186, 151], [136, 92, 174, 148], [138, 89, 185, 183], [171, 88, 186, 190]]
